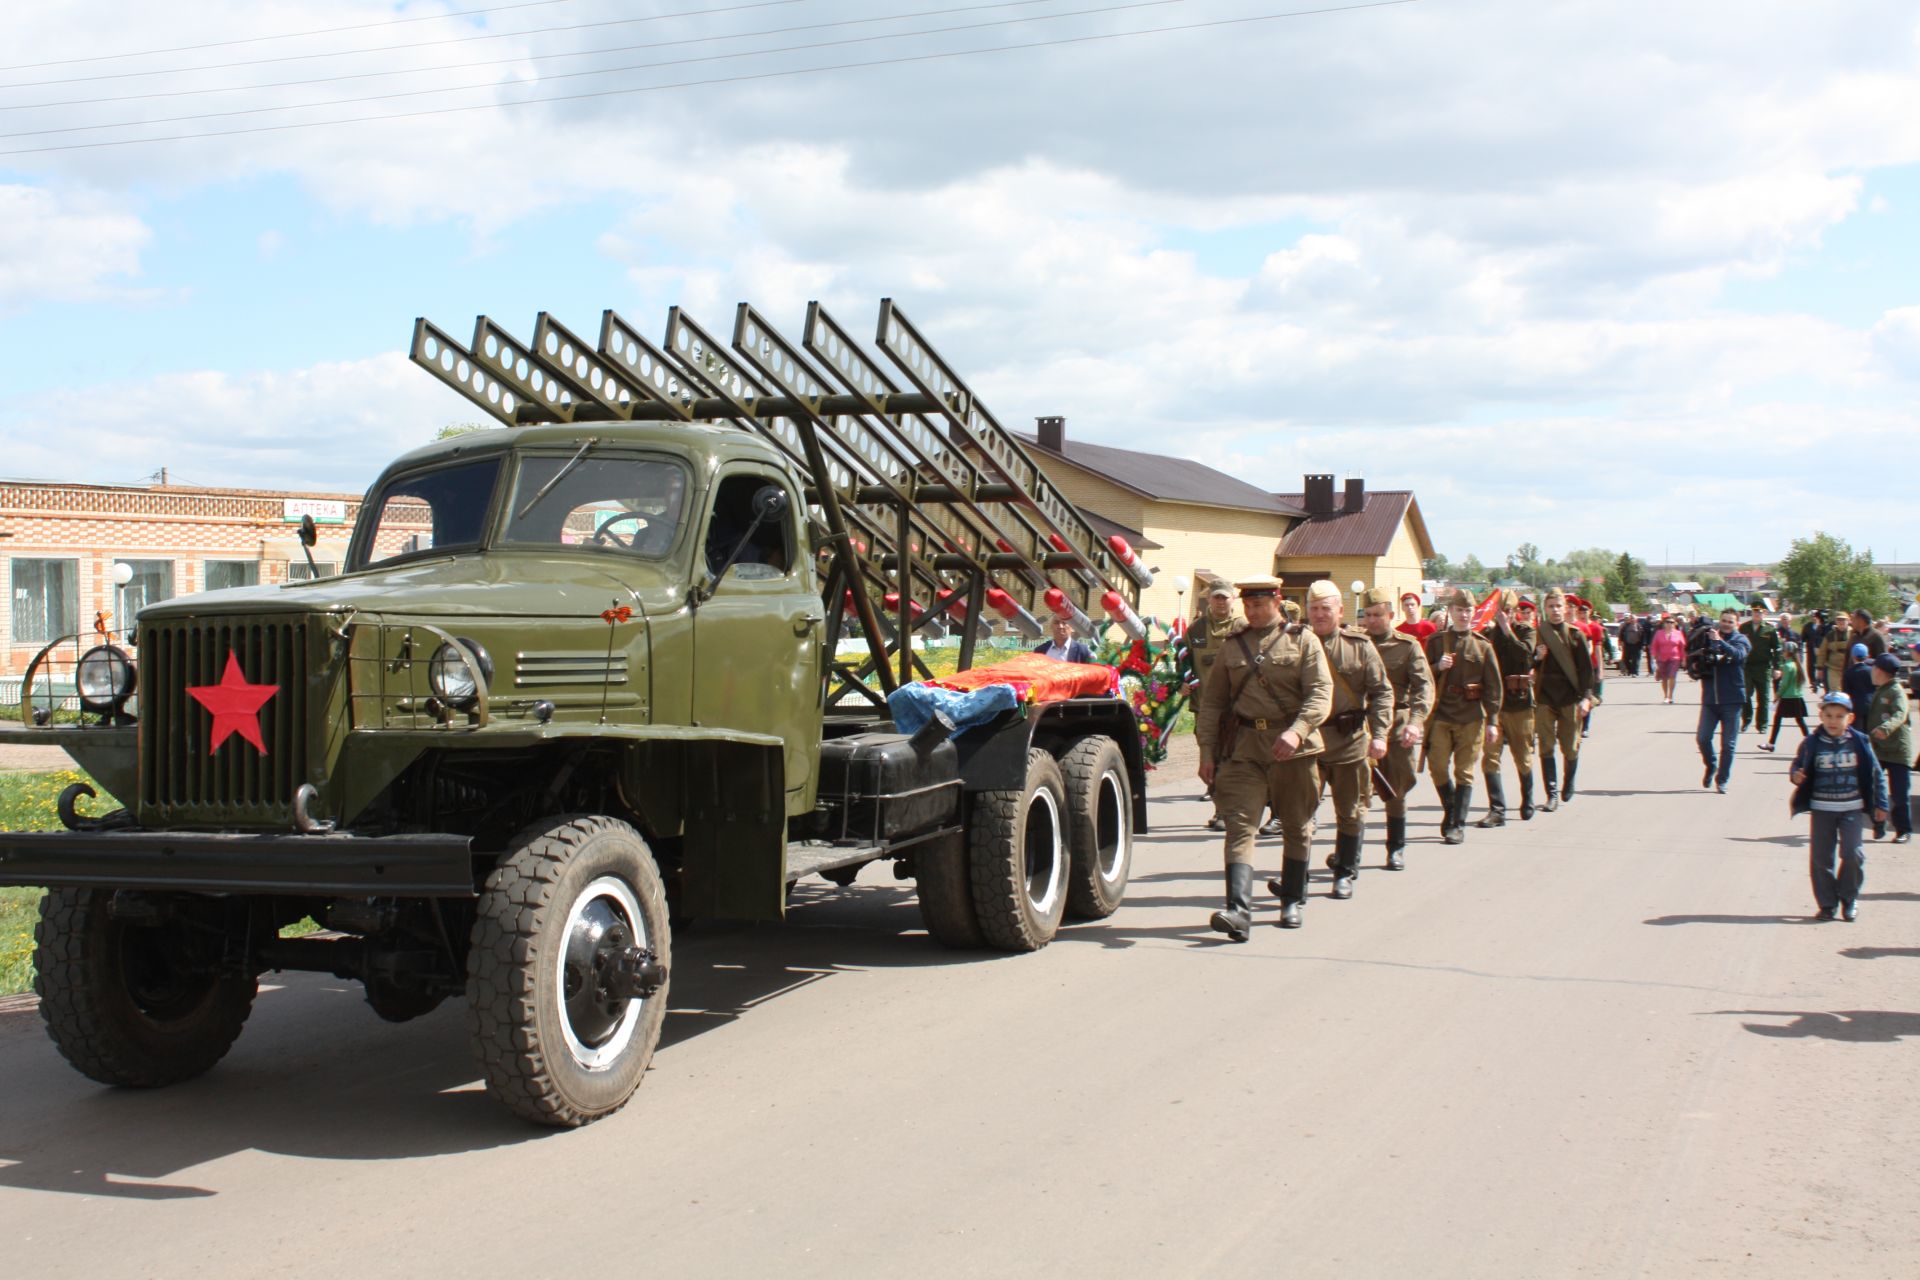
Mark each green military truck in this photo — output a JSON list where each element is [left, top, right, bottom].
[[0, 301, 1150, 1126]]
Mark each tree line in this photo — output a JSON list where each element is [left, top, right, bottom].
[[1422, 534, 1898, 617]]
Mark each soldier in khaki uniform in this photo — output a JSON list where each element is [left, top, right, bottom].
[[1196, 576, 1332, 937], [1290, 579, 1394, 901], [1359, 586, 1434, 870], [1478, 590, 1540, 826], [1422, 588, 1504, 844], [1185, 584, 1247, 831], [1532, 588, 1595, 811]]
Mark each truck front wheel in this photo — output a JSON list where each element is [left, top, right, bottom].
[[467, 815, 671, 1127], [1060, 736, 1133, 920], [967, 749, 1069, 952], [34, 889, 257, 1088]]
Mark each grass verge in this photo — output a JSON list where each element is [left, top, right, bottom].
[[0, 768, 96, 997]]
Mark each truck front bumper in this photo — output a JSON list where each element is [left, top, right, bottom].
[[0, 830, 477, 897]]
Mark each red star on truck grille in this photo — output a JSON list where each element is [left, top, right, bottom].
[[186, 650, 279, 755]]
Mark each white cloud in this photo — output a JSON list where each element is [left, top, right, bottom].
[[1871, 306, 1920, 380], [0, 353, 459, 492], [0, 184, 150, 309]]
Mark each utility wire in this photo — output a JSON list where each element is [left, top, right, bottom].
[[0, 0, 584, 72], [0, 0, 1063, 113], [0, 0, 808, 90], [0, 0, 1426, 158], [0, 0, 1171, 139]]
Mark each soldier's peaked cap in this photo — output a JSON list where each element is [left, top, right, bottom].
[[1236, 576, 1284, 597], [1306, 579, 1342, 602]]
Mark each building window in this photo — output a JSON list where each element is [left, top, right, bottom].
[[11, 558, 79, 644], [287, 561, 339, 581], [116, 559, 175, 622], [204, 560, 259, 592]]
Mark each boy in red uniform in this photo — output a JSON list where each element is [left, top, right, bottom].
[[1574, 598, 1605, 737], [1395, 591, 1436, 642]]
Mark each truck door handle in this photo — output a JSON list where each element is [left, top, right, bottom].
[[795, 613, 823, 634]]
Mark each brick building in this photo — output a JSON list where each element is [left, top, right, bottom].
[[0, 477, 364, 677]]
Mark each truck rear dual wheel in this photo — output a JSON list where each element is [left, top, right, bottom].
[[1059, 736, 1133, 920], [966, 749, 1070, 952], [33, 888, 258, 1088], [467, 815, 671, 1127]]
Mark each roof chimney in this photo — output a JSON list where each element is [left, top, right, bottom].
[[1036, 416, 1065, 452], [1304, 473, 1334, 516], [1343, 476, 1365, 512]]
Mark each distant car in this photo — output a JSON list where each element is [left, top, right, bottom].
[[1888, 624, 1920, 694]]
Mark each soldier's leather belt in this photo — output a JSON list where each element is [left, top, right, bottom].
[[1235, 714, 1275, 731]]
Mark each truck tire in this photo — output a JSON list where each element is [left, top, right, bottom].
[[1060, 736, 1133, 920], [467, 815, 671, 1127], [33, 888, 257, 1088], [967, 749, 1069, 952], [913, 831, 983, 948]]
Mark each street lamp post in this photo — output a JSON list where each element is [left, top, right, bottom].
[[1350, 579, 1366, 619], [1172, 575, 1190, 627]]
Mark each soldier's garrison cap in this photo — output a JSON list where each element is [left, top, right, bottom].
[[1361, 587, 1398, 609], [1306, 579, 1342, 602], [1543, 588, 1566, 603], [1236, 576, 1284, 598], [1445, 587, 1474, 608], [1281, 599, 1303, 622]]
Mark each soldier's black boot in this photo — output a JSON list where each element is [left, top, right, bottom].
[[1278, 858, 1307, 928], [1435, 781, 1457, 841], [1541, 756, 1561, 813], [1518, 772, 1537, 820], [1209, 864, 1254, 943], [1561, 758, 1579, 803], [1385, 815, 1407, 871], [1475, 771, 1508, 828], [1445, 784, 1472, 844], [1330, 832, 1360, 899]]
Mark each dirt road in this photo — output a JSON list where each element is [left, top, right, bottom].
[[2, 675, 1915, 1277]]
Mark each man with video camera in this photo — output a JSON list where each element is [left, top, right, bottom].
[[1691, 608, 1752, 793]]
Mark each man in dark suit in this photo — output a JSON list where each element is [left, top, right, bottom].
[[1035, 615, 1094, 664]]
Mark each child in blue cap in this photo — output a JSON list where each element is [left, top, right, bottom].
[[1843, 642, 1875, 730], [1789, 691, 1889, 921]]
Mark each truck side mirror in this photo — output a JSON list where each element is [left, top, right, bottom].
[[299, 513, 318, 548]]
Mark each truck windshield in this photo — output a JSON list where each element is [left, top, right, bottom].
[[501, 453, 689, 558], [355, 456, 502, 568]]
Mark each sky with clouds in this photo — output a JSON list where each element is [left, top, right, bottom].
[[2, 0, 1916, 568]]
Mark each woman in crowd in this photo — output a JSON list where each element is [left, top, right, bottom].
[[1649, 615, 1687, 704]]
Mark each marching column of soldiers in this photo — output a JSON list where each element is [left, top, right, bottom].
[[1193, 578, 1599, 940]]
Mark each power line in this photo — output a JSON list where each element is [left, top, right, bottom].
[[0, 0, 808, 90], [0, 0, 583, 73], [0, 1, 1170, 140], [0, 0, 1427, 158], [0, 0, 1064, 114]]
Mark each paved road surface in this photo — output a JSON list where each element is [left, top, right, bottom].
[[3, 675, 1916, 1278]]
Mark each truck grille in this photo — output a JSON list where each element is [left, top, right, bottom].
[[139, 616, 310, 824]]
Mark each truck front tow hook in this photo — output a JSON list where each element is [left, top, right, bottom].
[[603, 946, 667, 1001]]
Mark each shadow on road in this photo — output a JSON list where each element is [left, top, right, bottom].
[[1726, 834, 1805, 847], [0, 879, 1022, 1201], [1839, 946, 1920, 961], [1643, 912, 1821, 926], [1579, 788, 1708, 797], [1860, 890, 1920, 901], [0, 984, 537, 1201], [1715, 1009, 1920, 1042]]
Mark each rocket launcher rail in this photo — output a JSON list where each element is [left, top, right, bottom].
[[409, 300, 1146, 703]]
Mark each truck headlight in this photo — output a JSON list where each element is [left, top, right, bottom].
[[429, 639, 492, 708], [76, 644, 137, 712]]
